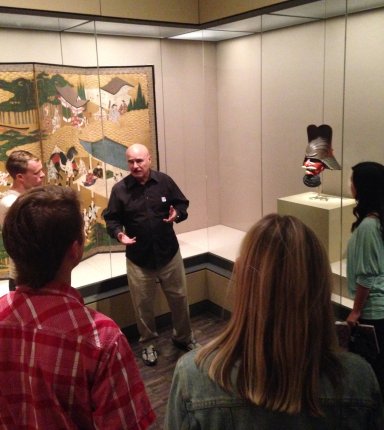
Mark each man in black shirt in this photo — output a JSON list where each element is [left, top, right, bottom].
[[104, 143, 198, 365]]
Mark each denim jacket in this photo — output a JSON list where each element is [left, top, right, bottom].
[[165, 350, 384, 430]]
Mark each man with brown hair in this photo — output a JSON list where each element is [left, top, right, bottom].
[[0, 150, 45, 290], [0, 185, 155, 428]]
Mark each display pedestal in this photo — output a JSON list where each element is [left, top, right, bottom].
[[277, 192, 355, 263]]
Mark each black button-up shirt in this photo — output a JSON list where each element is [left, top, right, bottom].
[[104, 170, 189, 270]]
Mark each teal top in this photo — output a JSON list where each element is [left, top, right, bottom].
[[347, 216, 384, 319]]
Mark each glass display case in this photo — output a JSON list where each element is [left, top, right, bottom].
[[204, 0, 384, 310], [0, 0, 383, 315]]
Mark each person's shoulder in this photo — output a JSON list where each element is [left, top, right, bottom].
[[321, 352, 380, 400], [360, 216, 379, 229], [338, 350, 370, 367], [151, 169, 165, 179], [74, 305, 124, 346], [111, 174, 132, 191], [174, 349, 218, 384], [151, 170, 177, 185], [175, 349, 200, 372], [87, 307, 121, 332], [0, 190, 19, 207], [151, 169, 173, 179], [354, 217, 380, 238], [337, 351, 380, 390], [0, 291, 13, 311]]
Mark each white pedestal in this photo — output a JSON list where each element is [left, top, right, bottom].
[[277, 192, 355, 263]]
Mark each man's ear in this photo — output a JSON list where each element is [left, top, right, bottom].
[[68, 239, 83, 263]]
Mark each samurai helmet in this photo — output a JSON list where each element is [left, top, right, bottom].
[[303, 124, 341, 170]]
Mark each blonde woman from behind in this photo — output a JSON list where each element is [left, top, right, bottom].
[[165, 214, 384, 430]]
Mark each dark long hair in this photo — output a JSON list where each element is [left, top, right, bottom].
[[351, 162, 384, 240]]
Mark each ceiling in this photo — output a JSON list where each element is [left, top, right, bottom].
[[0, 0, 383, 42]]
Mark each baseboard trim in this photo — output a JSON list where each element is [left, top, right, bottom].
[[82, 252, 234, 304]]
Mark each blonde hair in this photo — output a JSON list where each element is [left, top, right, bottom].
[[195, 214, 341, 416], [6, 150, 39, 179]]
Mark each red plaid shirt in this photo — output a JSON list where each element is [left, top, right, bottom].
[[0, 282, 155, 429]]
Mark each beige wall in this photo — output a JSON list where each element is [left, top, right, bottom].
[[215, 9, 384, 234], [0, 0, 292, 24], [342, 9, 384, 182], [199, 0, 287, 23], [1, 7, 384, 247], [100, 0, 199, 23], [0, 0, 101, 16], [157, 40, 215, 230], [0, 27, 217, 235], [0, 0, 200, 24], [214, 18, 345, 231], [216, 34, 263, 230]]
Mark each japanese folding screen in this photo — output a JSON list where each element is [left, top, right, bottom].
[[0, 63, 158, 277]]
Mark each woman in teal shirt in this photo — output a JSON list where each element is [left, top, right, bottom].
[[347, 161, 384, 395]]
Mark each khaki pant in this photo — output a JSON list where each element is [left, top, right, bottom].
[[126, 249, 193, 345]]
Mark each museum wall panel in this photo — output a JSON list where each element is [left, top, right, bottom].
[[0, 29, 64, 64], [202, 43, 221, 227], [0, 0, 200, 24], [198, 0, 288, 24], [319, 16, 346, 197], [93, 36, 217, 234], [342, 8, 384, 194], [0, 0, 290, 25], [0, 4, 383, 296], [216, 34, 263, 231], [214, 17, 345, 232], [0, 0, 101, 16], [0, 27, 215, 281], [100, 0, 199, 24], [155, 40, 214, 232], [213, 6, 384, 303], [260, 18, 344, 215], [0, 28, 214, 235]]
